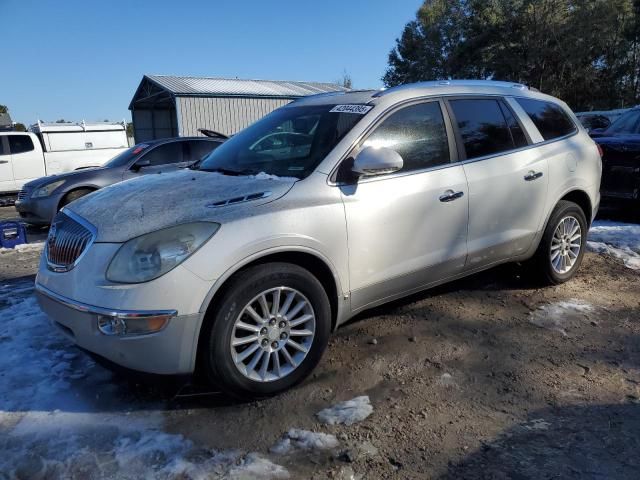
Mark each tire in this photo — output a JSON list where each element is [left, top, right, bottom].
[[201, 262, 331, 399], [532, 200, 588, 285], [59, 188, 94, 210]]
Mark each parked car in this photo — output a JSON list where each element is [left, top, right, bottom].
[[35, 80, 601, 399], [576, 113, 611, 132], [16, 137, 223, 225], [589, 107, 640, 203], [0, 122, 129, 195]]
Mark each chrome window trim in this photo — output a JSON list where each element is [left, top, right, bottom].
[[35, 282, 178, 319], [45, 208, 98, 273]]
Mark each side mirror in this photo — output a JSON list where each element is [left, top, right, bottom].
[[132, 158, 151, 171], [352, 146, 403, 176]]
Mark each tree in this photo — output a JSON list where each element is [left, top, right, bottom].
[[126, 122, 134, 138], [13, 123, 27, 132], [55, 119, 67, 123], [384, 0, 640, 110], [336, 70, 353, 89], [0, 105, 7, 114]]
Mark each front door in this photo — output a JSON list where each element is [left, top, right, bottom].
[[0, 137, 16, 192], [8, 134, 45, 188], [339, 100, 469, 312], [446, 97, 549, 268], [123, 140, 188, 180]]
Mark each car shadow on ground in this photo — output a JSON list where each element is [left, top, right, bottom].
[[440, 403, 640, 479]]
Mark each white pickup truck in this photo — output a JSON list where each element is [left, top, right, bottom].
[[0, 121, 129, 195]]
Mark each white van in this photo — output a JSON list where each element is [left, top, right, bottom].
[[0, 122, 128, 194]]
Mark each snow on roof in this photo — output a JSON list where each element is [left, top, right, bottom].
[[145, 74, 350, 98]]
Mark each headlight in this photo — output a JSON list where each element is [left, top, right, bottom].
[[106, 222, 220, 283], [32, 180, 66, 198]]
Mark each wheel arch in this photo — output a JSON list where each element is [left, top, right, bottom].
[[58, 186, 99, 210], [192, 248, 343, 376]]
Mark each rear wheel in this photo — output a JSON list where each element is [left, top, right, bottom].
[[532, 200, 587, 284], [201, 263, 331, 399], [59, 188, 94, 210]]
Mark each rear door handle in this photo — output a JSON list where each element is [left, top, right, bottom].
[[0, 160, 8, 164], [439, 190, 465, 202], [524, 171, 543, 181]]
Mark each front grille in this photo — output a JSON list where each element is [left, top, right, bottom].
[[46, 212, 96, 271], [17, 189, 30, 200]]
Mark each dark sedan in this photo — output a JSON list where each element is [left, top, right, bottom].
[[590, 107, 640, 203], [15, 136, 224, 225]]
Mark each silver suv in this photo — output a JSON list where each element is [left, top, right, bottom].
[[36, 81, 602, 398]]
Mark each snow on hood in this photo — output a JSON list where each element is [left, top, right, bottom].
[[66, 169, 297, 242]]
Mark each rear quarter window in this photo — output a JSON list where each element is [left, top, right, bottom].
[[8, 135, 35, 154], [515, 98, 577, 141]]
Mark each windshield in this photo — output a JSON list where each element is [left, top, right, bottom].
[[606, 110, 640, 135], [198, 104, 368, 178], [104, 143, 151, 168]]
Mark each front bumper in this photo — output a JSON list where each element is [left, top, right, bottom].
[[15, 195, 60, 225], [36, 282, 203, 375]]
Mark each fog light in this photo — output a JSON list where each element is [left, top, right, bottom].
[[97, 316, 126, 335], [97, 314, 170, 336]]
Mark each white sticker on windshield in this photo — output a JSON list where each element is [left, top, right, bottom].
[[329, 104, 373, 115]]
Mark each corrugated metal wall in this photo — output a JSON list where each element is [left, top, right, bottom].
[[176, 96, 292, 137]]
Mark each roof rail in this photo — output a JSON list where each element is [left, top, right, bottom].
[[373, 80, 532, 97]]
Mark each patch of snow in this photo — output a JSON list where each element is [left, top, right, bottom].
[[0, 280, 289, 479], [248, 171, 300, 182], [0, 241, 44, 254], [437, 372, 458, 388], [228, 453, 290, 479], [588, 220, 640, 270], [529, 299, 594, 336], [270, 429, 339, 455], [316, 396, 373, 426]]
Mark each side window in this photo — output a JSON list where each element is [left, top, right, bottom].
[[515, 98, 577, 141], [449, 99, 515, 160], [0, 138, 8, 156], [188, 140, 220, 162], [139, 141, 183, 166], [362, 101, 450, 172], [8, 135, 35, 155]]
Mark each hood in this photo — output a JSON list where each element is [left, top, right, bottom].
[[24, 167, 106, 189], [67, 169, 297, 242]]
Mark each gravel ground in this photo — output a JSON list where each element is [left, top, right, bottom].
[[0, 205, 639, 479]]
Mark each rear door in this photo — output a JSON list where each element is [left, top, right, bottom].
[[0, 136, 16, 192], [446, 97, 549, 269]]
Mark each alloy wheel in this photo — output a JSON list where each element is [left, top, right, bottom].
[[230, 287, 316, 382], [550, 215, 582, 274]]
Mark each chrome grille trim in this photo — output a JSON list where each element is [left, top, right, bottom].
[[45, 209, 97, 272]]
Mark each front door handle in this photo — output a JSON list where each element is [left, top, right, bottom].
[[439, 190, 465, 202], [0, 160, 8, 164], [524, 170, 543, 181]]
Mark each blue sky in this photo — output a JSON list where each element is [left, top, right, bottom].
[[1, 0, 422, 125]]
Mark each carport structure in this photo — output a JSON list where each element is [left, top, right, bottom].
[[128, 75, 349, 143]]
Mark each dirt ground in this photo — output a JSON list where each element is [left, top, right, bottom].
[[1, 205, 639, 479]]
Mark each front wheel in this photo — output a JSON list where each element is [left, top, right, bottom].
[[532, 200, 587, 285], [201, 263, 331, 399]]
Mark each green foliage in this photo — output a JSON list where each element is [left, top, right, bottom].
[[13, 123, 27, 132], [384, 0, 640, 110], [0, 105, 7, 114]]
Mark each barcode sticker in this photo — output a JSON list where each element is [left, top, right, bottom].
[[329, 104, 373, 114]]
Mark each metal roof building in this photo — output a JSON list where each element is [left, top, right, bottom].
[[128, 75, 349, 143]]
